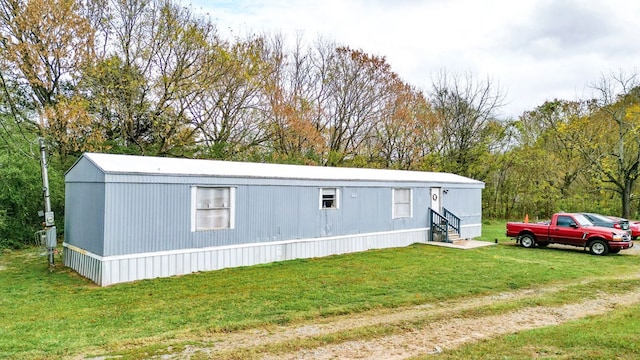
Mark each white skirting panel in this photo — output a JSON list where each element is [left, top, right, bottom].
[[63, 228, 428, 286], [459, 223, 482, 239], [64, 245, 102, 284]]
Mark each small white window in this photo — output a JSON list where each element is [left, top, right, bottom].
[[320, 188, 339, 209], [393, 188, 412, 218], [191, 187, 235, 231]]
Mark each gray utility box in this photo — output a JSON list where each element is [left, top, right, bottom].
[[45, 226, 56, 248]]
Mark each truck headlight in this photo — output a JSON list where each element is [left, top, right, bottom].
[[612, 233, 624, 241]]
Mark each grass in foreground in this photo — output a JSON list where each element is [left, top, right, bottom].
[[198, 278, 640, 360], [1, 221, 639, 359]]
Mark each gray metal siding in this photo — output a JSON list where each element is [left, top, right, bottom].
[[442, 188, 482, 225], [64, 182, 105, 255], [313, 186, 402, 237], [103, 183, 189, 256], [66, 157, 105, 183], [99, 183, 444, 256], [238, 185, 314, 242]]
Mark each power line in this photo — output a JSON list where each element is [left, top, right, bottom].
[[0, 71, 39, 159]]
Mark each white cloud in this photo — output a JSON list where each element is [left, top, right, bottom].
[[185, 0, 640, 118]]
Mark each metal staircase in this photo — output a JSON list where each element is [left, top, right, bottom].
[[428, 207, 462, 243]]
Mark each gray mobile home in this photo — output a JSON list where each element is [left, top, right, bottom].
[[64, 153, 484, 286]]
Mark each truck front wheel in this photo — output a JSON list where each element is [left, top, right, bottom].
[[589, 239, 609, 256], [520, 234, 535, 248]]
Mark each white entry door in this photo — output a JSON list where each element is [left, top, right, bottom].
[[430, 187, 441, 214]]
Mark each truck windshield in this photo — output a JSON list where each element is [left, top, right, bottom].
[[587, 213, 612, 223], [573, 214, 594, 226]]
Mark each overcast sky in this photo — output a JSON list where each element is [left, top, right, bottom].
[[184, 0, 640, 118]]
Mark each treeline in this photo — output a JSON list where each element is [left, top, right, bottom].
[[0, 0, 639, 247]]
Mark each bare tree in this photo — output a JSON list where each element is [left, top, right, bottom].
[[322, 46, 395, 166], [429, 70, 505, 177], [188, 35, 272, 159], [260, 33, 325, 162]]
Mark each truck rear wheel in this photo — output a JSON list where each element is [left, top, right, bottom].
[[520, 234, 535, 248], [589, 239, 609, 256]]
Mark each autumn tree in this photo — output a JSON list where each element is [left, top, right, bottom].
[[577, 72, 640, 218], [484, 98, 605, 219], [371, 80, 437, 170], [321, 46, 395, 166], [0, 0, 103, 159], [252, 38, 400, 166], [79, 0, 215, 156], [491, 130, 564, 219], [521, 100, 592, 196]]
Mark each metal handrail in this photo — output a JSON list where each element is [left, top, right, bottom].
[[429, 208, 463, 243], [443, 208, 461, 235], [429, 208, 450, 243]]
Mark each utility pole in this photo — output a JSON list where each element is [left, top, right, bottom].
[[39, 137, 56, 266]]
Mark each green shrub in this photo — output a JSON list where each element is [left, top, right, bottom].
[[0, 146, 65, 249]]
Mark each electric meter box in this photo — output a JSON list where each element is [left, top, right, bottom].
[[44, 211, 55, 226]]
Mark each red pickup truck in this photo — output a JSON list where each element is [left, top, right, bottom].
[[506, 213, 633, 255]]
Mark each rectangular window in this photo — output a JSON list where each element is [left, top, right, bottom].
[[192, 187, 235, 231], [393, 188, 412, 218], [320, 188, 339, 209]]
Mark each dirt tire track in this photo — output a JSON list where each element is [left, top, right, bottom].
[[266, 290, 640, 360], [157, 273, 640, 360]]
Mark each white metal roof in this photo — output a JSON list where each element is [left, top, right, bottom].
[[81, 152, 483, 185]]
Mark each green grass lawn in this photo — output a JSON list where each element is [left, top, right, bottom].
[[1, 221, 639, 359]]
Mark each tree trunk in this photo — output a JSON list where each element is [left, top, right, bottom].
[[622, 179, 633, 218]]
